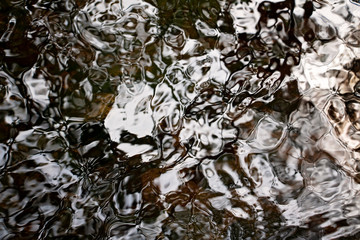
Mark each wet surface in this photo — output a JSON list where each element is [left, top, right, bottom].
[[1, 0, 360, 239]]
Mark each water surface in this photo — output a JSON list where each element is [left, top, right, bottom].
[[1, 0, 360, 239]]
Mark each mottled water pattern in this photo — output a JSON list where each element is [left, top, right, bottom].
[[2, 0, 360, 239]]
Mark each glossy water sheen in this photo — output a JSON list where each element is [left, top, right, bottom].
[[1, 0, 360, 239]]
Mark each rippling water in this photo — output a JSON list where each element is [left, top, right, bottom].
[[2, 0, 360, 239]]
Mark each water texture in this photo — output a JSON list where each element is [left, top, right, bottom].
[[1, 0, 360, 239]]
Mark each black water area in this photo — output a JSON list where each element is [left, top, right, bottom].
[[1, 0, 360, 239]]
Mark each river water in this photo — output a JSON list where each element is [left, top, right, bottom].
[[1, 0, 360, 239]]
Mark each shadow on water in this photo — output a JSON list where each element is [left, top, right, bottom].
[[1, 0, 360, 239]]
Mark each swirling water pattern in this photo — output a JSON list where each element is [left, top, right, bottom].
[[1, 0, 360, 239]]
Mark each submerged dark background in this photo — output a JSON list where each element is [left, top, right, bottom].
[[1, 0, 360, 239]]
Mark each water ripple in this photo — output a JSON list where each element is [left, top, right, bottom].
[[1, 0, 360, 239]]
